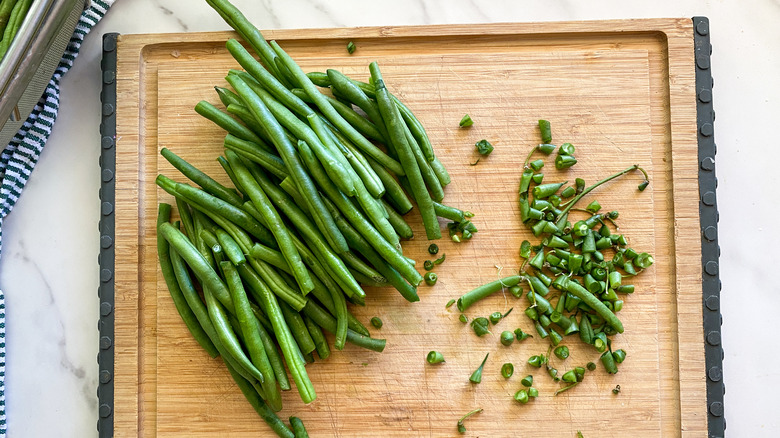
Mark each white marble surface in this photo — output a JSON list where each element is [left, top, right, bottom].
[[0, 0, 777, 436]]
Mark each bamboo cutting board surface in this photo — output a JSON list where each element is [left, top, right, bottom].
[[113, 20, 705, 437]]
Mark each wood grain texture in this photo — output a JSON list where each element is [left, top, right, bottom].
[[114, 20, 703, 437]]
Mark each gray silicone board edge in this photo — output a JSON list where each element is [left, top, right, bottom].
[[97, 31, 118, 438], [692, 16, 725, 438]]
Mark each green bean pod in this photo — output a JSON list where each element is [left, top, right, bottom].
[[456, 275, 522, 312]]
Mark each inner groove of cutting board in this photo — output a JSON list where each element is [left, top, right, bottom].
[[114, 21, 704, 437]]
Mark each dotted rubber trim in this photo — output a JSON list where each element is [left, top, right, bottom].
[[692, 17, 725, 438], [97, 32, 118, 438]]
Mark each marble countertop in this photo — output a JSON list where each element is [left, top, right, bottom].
[[1, 0, 777, 436]]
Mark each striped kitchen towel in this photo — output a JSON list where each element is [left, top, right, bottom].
[[0, 0, 116, 435]]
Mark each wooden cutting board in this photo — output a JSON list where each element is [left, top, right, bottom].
[[111, 20, 706, 437]]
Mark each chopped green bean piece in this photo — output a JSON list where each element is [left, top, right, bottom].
[[424, 272, 438, 286], [427, 351, 445, 364], [446, 299, 456, 309], [509, 285, 523, 298], [370, 317, 383, 329], [459, 114, 474, 127], [500, 331, 515, 346], [501, 363, 514, 378], [471, 317, 490, 336], [561, 370, 577, 383], [521, 375, 533, 387], [587, 362, 597, 371], [529, 159, 545, 171], [469, 353, 489, 383], [346, 41, 356, 54], [489, 311, 503, 325], [636, 252, 654, 268], [424, 260, 434, 271], [612, 384, 621, 395], [532, 173, 545, 184], [539, 143, 556, 155], [638, 180, 649, 191], [528, 355, 543, 368], [459, 314, 468, 323], [538, 120, 552, 143], [428, 243, 439, 255], [554, 346, 570, 360], [613, 349, 627, 363], [433, 254, 446, 265], [528, 387, 539, 398], [514, 328, 532, 341], [514, 389, 529, 404], [601, 351, 618, 374], [475, 139, 494, 156]]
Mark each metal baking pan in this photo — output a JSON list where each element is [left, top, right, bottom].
[[0, 0, 87, 146]]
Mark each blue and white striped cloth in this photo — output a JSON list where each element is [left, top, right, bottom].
[[0, 0, 115, 434]]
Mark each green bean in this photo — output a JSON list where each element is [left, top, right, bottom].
[[382, 199, 413, 239], [0, 0, 31, 58], [222, 361, 293, 437], [325, 69, 389, 139], [403, 122, 444, 202], [296, 141, 422, 286], [367, 158, 413, 214], [213, 229, 245, 266], [0, 0, 18, 40], [562, 277, 623, 333], [157, 175, 277, 248], [301, 313, 330, 361], [429, 157, 451, 187], [456, 275, 522, 312], [341, 251, 385, 284], [290, 416, 309, 438], [228, 151, 314, 293], [323, 197, 419, 302], [248, 164, 366, 301], [215, 85, 243, 107], [223, 134, 288, 179], [432, 202, 470, 222], [271, 42, 404, 175], [221, 262, 282, 411], [328, 127, 386, 199], [291, 88, 385, 143], [227, 75, 349, 255], [159, 222, 235, 313], [247, 257, 308, 311], [279, 299, 316, 355], [371, 62, 440, 240], [175, 198, 196, 242], [203, 283, 265, 383], [237, 264, 315, 403], [157, 207, 219, 357], [457, 408, 482, 434], [302, 300, 386, 352], [195, 100, 265, 145], [161, 148, 243, 207], [222, 102, 276, 147], [206, 0, 288, 78]]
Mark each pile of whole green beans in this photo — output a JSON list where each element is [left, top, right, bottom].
[[157, 0, 473, 435], [0, 0, 33, 58]]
